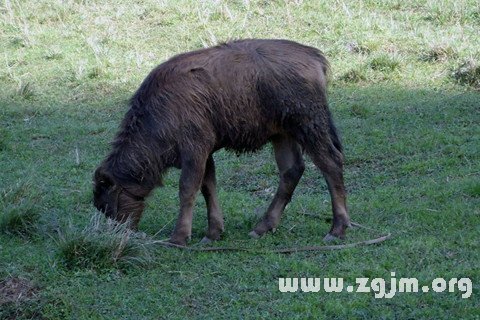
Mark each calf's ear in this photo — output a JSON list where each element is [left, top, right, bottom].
[[94, 167, 115, 189]]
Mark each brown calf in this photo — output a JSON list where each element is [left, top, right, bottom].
[[93, 39, 351, 245]]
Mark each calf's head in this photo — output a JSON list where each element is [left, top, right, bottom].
[[93, 167, 145, 229]]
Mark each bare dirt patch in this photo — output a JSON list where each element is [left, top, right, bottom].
[[0, 276, 43, 319], [0, 277, 37, 305]]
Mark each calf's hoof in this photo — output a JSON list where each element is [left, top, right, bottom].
[[248, 227, 276, 239], [323, 233, 342, 242], [250, 217, 278, 239], [205, 228, 223, 242], [248, 230, 261, 239], [323, 222, 350, 242], [168, 235, 191, 247], [199, 236, 213, 244]]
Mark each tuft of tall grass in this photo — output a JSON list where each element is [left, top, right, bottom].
[[349, 104, 371, 119], [338, 68, 367, 83], [452, 60, 480, 89], [55, 213, 156, 271], [368, 54, 400, 72], [420, 45, 457, 63], [0, 183, 40, 238], [16, 81, 35, 99], [345, 41, 371, 55], [44, 47, 63, 61]]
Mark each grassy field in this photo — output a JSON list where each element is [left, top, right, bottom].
[[1, 0, 479, 318]]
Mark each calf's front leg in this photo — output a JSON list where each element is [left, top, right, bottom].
[[169, 155, 207, 246]]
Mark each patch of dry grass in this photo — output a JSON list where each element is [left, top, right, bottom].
[[55, 213, 156, 271]]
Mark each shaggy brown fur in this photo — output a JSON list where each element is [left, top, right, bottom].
[[93, 39, 351, 245]]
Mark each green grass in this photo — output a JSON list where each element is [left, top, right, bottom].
[[1, 0, 479, 319]]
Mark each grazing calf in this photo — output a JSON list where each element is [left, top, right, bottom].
[[93, 39, 351, 246]]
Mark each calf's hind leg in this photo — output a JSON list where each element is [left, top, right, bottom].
[[249, 136, 305, 238], [200, 155, 224, 243], [304, 131, 351, 240]]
